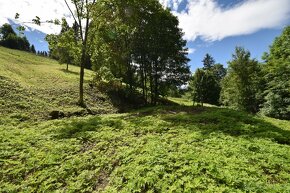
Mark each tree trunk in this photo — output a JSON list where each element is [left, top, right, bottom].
[[150, 66, 154, 105], [144, 66, 148, 103], [153, 61, 158, 105], [78, 49, 86, 107], [154, 73, 158, 105]]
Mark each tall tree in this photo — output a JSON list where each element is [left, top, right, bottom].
[[191, 68, 207, 106], [0, 23, 16, 40], [96, 0, 190, 104], [220, 47, 263, 113], [0, 23, 30, 52], [260, 26, 290, 119], [202, 53, 215, 70], [46, 18, 81, 71], [63, 0, 101, 107], [190, 55, 226, 105], [30, 44, 36, 54]]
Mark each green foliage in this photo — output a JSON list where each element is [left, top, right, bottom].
[[191, 68, 207, 106], [30, 44, 36, 54], [220, 47, 264, 113], [202, 53, 215, 70], [0, 24, 31, 52], [260, 26, 290, 119], [1, 105, 290, 192], [44, 0, 190, 106], [0, 23, 16, 39], [191, 55, 226, 106], [1, 47, 290, 192], [89, 0, 190, 104], [46, 18, 81, 70]]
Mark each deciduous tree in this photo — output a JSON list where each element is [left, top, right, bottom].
[[220, 47, 263, 113], [260, 26, 290, 119]]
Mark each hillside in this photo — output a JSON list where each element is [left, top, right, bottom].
[[1, 47, 290, 192], [0, 46, 116, 123]]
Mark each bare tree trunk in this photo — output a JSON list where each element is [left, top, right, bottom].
[[153, 61, 158, 105], [144, 65, 148, 103], [78, 49, 86, 107]]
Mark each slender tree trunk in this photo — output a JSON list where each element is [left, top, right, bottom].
[[149, 64, 154, 105], [154, 62, 158, 105], [66, 63, 69, 71], [127, 59, 133, 91], [141, 62, 145, 99], [64, 0, 95, 108], [78, 48, 86, 107], [144, 65, 148, 103]]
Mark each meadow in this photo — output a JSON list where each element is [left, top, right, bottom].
[[1, 47, 290, 192]]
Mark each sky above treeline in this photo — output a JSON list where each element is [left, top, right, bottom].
[[0, 0, 290, 71]]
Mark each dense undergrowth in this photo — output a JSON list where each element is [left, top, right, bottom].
[[1, 47, 290, 192], [1, 106, 290, 192]]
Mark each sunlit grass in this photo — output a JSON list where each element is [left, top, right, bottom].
[[1, 46, 290, 192], [0, 46, 115, 123], [1, 106, 290, 192], [167, 97, 216, 107]]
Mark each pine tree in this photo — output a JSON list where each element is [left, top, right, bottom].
[[30, 44, 36, 54]]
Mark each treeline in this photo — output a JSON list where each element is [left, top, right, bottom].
[[0, 23, 36, 53], [37, 51, 49, 57], [46, 0, 191, 105], [0, 23, 50, 57], [190, 26, 290, 120]]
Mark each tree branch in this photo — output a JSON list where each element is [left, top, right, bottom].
[[73, 1, 84, 42], [64, 0, 79, 26]]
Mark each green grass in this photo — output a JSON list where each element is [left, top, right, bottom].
[[1, 106, 290, 192], [0, 46, 116, 123], [1, 47, 290, 192], [168, 97, 216, 107]]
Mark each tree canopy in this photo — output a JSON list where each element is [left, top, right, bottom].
[[220, 47, 263, 113], [260, 26, 290, 119], [0, 23, 31, 52]]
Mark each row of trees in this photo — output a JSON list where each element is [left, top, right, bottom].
[[0, 23, 36, 53], [37, 51, 49, 57], [46, 0, 191, 105], [191, 26, 289, 119]]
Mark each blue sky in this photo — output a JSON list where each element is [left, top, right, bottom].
[[187, 27, 284, 71], [1, 0, 290, 72], [165, 0, 290, 71]]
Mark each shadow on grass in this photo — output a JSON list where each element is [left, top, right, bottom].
[[57, 116, 124, 139], [162, 107, 290, 145], [129, 105, 204, 117], [60, 69, 79, 75], [55, 104, 290, 145]]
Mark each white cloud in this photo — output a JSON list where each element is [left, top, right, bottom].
[[0, 0, 289, 41], [188, 48, 196, 54], [173, 0, 290, 42], [160, 0, 184, 11], [0, 0, 74, 34]]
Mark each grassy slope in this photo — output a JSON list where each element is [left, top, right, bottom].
[[0, 46, 116, 123], [1, 47, 290, 192]]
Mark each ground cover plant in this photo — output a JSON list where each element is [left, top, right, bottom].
[[1, 104, 290, 192], [0, 45, 290, 192]]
